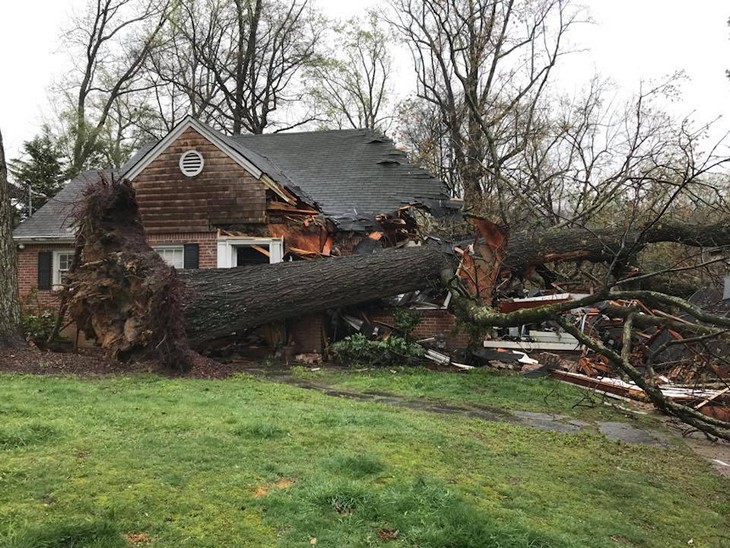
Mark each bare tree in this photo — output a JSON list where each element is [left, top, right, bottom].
[[389, 0, 579, 214], [56, 0, 170, 174], [162, 0, 324, 134], [497, 75, 730, 230], [96, 91, 166, 167], [144, 0, 223, 131], [397, 97, 459, 196], [304, 11, 394, 131], [0, 128, 22, 346]]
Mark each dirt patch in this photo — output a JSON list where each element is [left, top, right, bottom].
[[0, 345, 241, 379], [253, 477, 296, 498], [253, 486, 269, 498], [125, 532, 151, 545], [275, 478, 295, 489]]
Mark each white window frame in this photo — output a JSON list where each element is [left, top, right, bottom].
[[153, 245, 185, 269], [52, 249, 75, 290], [216, 237, 283, 268]]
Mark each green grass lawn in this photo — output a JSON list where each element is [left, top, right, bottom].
[[292, 366, 647, 421], [0, 372, 727, 547]]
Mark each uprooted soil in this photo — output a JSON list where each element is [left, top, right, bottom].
[[0, 345, 240, 379]]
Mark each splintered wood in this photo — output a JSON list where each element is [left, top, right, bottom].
[[456, 218, 508, 303]]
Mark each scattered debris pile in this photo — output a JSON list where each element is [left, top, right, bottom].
[[552, 290, 730, 423], [430, 287, 730, 426]]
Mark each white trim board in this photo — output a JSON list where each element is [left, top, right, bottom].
[[52, 248, 75, 289], [216, 237, 284, 268], [482, 340, 582, 352]]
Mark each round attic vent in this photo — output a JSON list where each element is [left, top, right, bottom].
[[179, 150, 204, 177]]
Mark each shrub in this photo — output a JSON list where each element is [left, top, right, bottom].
[[21, 290, 57, 343], [330, 333, 425, 367], [22, 310, 57, 343], [393, 308, 421, 339]]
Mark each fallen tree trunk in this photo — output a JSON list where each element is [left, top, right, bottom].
[[64, 178, 730, 359], [179, 245, 453, 347], [177, 220, 730, 346]]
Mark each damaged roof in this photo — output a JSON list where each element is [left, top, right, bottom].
[[229, 129, 449, 231], [14, 120, 450, 240]]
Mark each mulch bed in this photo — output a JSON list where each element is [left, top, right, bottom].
[[0, 344, 242, 379]]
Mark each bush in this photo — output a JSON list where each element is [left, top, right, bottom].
[[22, 310, 56, 343], [393, 308, 421, 339], [330, 333, 425, 367], [21, 290, 58, 343]]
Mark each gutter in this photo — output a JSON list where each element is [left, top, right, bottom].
[[13, 236, 76, 245]]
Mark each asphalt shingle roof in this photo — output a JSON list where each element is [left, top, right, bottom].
[[11, 143, 154, 241], [13, 126, 449, 239], [230, 129, 449, 231], [13, 170, 105, 241]]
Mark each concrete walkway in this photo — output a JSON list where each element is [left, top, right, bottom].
[[262, 373, 670, 446]]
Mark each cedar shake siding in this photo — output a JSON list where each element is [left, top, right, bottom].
[[132, 127, 267, 234]]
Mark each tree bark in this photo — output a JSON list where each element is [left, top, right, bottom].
[[503, 221, 730, 274], [0, 128, 22, 346], [175, 220, 730, 347], [179, 245, 453, 347]]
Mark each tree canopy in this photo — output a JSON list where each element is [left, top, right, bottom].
[[9, 128, 67, 218]]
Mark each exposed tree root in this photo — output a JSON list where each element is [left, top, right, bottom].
[[62, 175, 192, 371]]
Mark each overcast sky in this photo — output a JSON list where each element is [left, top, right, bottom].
[[1, 0, 729, 161]]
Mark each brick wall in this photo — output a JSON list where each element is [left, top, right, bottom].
[[17, 243, 72, 309], [147, 232, 218, 268], [368, 308, 471, 351], [18, 233, 219, 309], [288, 314, 326, 353]]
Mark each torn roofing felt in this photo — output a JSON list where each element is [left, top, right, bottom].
[[229, 128, 451, 231]]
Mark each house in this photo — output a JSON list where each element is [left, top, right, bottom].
[[13, 116, 463, 352]]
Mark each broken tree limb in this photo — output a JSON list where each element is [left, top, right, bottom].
[[503, 221, 730, 275], [179, 245, 453, 347], [557, 316, 730, 441]]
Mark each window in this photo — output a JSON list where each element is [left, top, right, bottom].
[[152, 243, 200, 269], [236, 245, 272, 266], [154, 246, 185, 269], [216, 238, 283, 268], [52, 250, 75, 289]]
